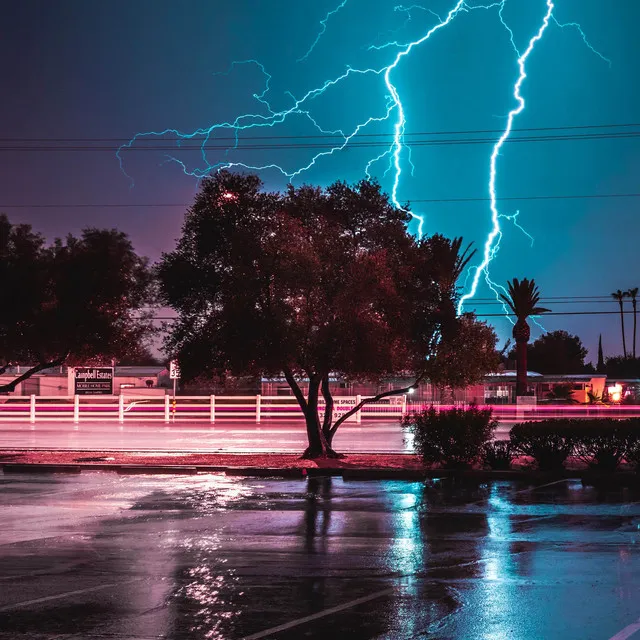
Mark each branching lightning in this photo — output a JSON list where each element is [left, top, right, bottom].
[[457, 0, 555, 320], [298, 0, 350, 63], [119, 0, 610, 328]]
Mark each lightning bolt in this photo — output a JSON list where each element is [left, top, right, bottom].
[[119, 0, 609, 320], [458, 0, 610, 329], [551, 15, 611, 67], [298, 0, 349, 62], [457, 0, 555, 321]]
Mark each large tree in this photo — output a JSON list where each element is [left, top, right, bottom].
[[500, 278, 550, 397], [0, 215, 156, 392], [159, 171, 486, 457], [507, 330, 588, 375]]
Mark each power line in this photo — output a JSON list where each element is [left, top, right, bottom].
[[2, 121, 639, 143], [3, 192, 640, 209], [4, 130, 640, 152]]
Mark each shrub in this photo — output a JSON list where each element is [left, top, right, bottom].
[[571, 419, 640, 472], [510, 420, 576, 471], [626, 438, 640, 473], [402, 405, 497, 469], [482, 440, 513, 470]]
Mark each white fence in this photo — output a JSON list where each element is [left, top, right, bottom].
[[0, 394, 407, 424], [2, 395, 640, 424]]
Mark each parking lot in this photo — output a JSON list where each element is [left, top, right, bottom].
[[1, 472, 639, 639]]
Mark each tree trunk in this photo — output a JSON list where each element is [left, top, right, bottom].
[[282, 369, 338, 458], [633, 300, 637, 359], [515, 339, 527, 397], [320, 374, 336, 447], [302, 376, 334, 458], [619, 302, 627, 358]]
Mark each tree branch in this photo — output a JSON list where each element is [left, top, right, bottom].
[[0, 363, 12, 377], [329, 371, 427, 438], [283, 367, 308, 413], [0, 353, 70, 394]]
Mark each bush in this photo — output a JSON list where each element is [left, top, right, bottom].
[[510, 421, 576, 471], [571, 419, 640, 472], [626, 438, 640, 472], [510, 419, 640, 472], [402, 405, 497, 469], [482, 441, 513, 470]]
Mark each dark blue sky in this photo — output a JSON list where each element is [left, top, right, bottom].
[[1, 0, 638, 362]]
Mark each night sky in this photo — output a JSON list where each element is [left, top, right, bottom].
[[1, 0, 638, 363]]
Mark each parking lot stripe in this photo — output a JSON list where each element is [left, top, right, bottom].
[[239, 587, 395, 640], [0, 579, 141, 613], [608, 618, 640, 640]]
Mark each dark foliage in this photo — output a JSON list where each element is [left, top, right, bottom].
[[626, 439, 640, 473], [508, 330, 588, 375], [510, 421, 576, 471], [402, 405, 497, 469], [0, 215, 156, 392], [481, 441, 513, 470], [546, 383, 578, 403], [159, 171, 495, 456], [570, 419, 640, 472], [605, 356, 640, 378]]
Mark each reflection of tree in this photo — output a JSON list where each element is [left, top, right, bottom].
[[304, 476, 332, 554]]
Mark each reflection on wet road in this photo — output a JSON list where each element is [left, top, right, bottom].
[[0, 472, 639, 639]]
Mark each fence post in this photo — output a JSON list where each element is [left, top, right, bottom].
[[73, 395, 79, 424], [356, 394, 362, 424], [118, 394, 124, 424], [401, 394, 407, 417], [164, 394, 170, 424], [210, 395, 215, 424], [256, 394, 261, 423], [30, 394, 36, 424]]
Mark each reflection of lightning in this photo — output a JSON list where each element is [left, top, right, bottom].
[[458, 0, 555, 317], [298, 0, 349, 63]]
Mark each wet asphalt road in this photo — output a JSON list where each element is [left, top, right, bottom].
[[1, 472, 639, 640], [0, 420, 512, 453]]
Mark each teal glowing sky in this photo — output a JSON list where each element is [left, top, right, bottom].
[[1, 0, 639, 362]]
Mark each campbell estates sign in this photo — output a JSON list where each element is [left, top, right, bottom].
[[74, 367, 114, 395]]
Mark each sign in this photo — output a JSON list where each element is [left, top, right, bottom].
[[74, 367, 114, 395], [169, 360, 181, 379], [318, 397, 358, 422]]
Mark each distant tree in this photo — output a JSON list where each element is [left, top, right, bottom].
[[508, 330, 588, 375], [611, 289, 628, 357], [627, 287, 639, 358], [425, 315, 500, 390], [605, 356, 640, 378], [159, 171, 485, 458], [500, 278, 550, 396], [0, 215, 156, 393], [597, 334, 605, 373], [116, 346, 164, 366]]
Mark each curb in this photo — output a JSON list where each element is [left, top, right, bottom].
[[1, 462, 639, 485]]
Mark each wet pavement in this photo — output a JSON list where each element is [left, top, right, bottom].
[[0, 472, 639, 639], [0, 419, 512, 453]]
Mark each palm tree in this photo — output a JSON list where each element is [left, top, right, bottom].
[[500, 278, 550, 397], [611, 290, 628, 358], [627, 287, 638, 358], [427, 235, 476, 339]]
